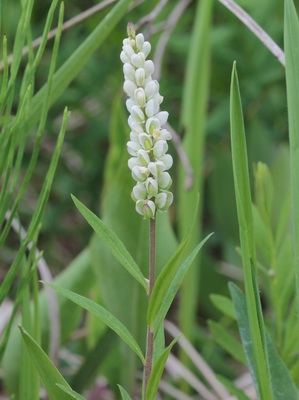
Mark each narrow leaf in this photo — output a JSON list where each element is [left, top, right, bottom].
[[229, 283, 298, 400], [19, 326, 73, 400], [56, 385, 86, 400], [216, 375, 251, 400], [43, 282, 145, 364], [146, 337, 179, 400], [208, 320, 246, 365], [210, 294, 236, 320], [284, 0, 299, 315], [118, 385, 133, 400], [147, 233, 191, 328], [150, 234, 213, 331], [72, 195, 148, 292], [230, 62, 271, 398]]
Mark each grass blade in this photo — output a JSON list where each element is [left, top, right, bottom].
[[284, 0, 299, 315], [230, 62, 272, 398]]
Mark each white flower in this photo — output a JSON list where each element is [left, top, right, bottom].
[[121, 23, 173, 219]]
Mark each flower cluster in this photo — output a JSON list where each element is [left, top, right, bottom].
[[121, 23, 173, 219]]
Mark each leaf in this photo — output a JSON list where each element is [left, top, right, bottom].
[[284, 0, 299, 316], [19, 326, 74, 400], [210, 294, 236, 320], [72, 195, 148, 293], [229, 283, 298, 400], [117, 385, 133, 400], [208, 320, 246, 365], [216, 375, 251, 400], [230, 63, 272, 398], [43, 282, 145, 364], [146, 337, 179, 400], [56, 385, 86, 400], [147, 234, 191, 329], [150, 234, 213, 332]]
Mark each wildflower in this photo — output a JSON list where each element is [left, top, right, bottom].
[[121, 23, 173, 219]]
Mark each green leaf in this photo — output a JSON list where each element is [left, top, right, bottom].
[[147, 234, 191, 328], [117, 385, 133, 400], [56, 385, 86, 400], [229, 283, 259, 394], [229, 283, 298, 400], [43, 282, 145, 364], [19, 326, 74, 400], [230, 63, 272, 398], [284, 0, 299, 314], [216, 375, 250, 400], [209, 294, 236, 320], [72, 195, 148, 293], [150, 234, 213, 332], [146, 337, 179, 400], [208, 320, 246, 365]]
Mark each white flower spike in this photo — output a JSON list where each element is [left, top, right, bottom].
[[121, 22, 173, 219]]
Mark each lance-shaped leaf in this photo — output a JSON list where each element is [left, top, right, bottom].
[[19, 326, 76, 400], [146, 337, 179, 400], [44, 282, 145, 364], [148, 233, 213, 331], [118, 385, 133, 400], [72, 195, 148, 293], [229, 283, 298, 400], [56, 385, 86, 400]]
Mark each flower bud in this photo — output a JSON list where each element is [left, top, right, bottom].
[[158, 172, 172, 190], [123, 63, 136, 81], [127, 22, 136, 38], [142, 42, 151, 58], [131, 183, 147, 201], [153, 140, 168, 158], [131, 52, 145, 68], [145, 178, 158, 197], [131, 105, 145, 122], [139, 133, 152, 150], [134, 88, 146, 107], [127, 141, 140, 156], [144, 60, 154, 78], [135, 68, 145, 86], [135, 33, 144, 51], [137, 149, 150, 166], [156, 191, 173, 212], [123, 80, 137, 98], [145, 80, 159, 99], [136, 199, 155, 219], [132, 165, 148, 182]]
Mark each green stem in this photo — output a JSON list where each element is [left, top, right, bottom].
[[144, 217, 156, 396]]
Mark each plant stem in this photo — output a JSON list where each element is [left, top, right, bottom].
[[144, 217, 156, 396]]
